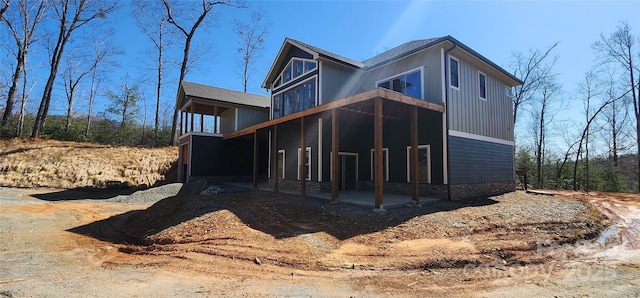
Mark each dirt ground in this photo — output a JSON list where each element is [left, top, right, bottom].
[[1, 186, 639, 297]]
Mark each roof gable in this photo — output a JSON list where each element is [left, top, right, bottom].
[[179, 81, 270, 109], [262, 36, 523, 89]]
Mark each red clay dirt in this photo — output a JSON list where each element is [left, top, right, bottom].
[[2, 187, 639, 297]]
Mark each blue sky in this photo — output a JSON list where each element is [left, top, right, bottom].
[[4, 0, 640, 138]]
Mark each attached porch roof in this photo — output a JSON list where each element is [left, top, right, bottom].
[[223, 88, 445, 140], [177, 81, 270, 113]]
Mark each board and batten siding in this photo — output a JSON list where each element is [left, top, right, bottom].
[[448, 136, 514, 184], [320, 61, 358, 104], [447, 53, 514, 142], [358, 46, 443, 104], [236, 107, 269, 131]]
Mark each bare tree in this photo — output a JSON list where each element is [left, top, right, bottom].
[[600, 69, 632, 167], [106, 74, 141, 143], [1, 0, 46, 129], [132, 1, 171, 141], [593, 21, 640, 191], [529, 78, 561, 188], [16, 61, 36, 136], [0, 0, 9, 20], [510, 42, 560, 126], [234, 10, 269, 92], [85, 28, 118, 137], [163, 0, 244, 145], [30, 0, 117, 139]]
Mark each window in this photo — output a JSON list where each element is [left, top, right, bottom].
[[376, 68, 423, 99], [406, 145, 431, 183], [505, 86, 513, 97], [370, 148, 389, 182], [449, 57, 459, 89], [293, 60, 304, 78], [277, 150, 285, 179], [272, 58, 318, 89], [272, 77, 317, 119], [273, 94, 282, 118], [297, 147, 311, 181], [479, 71, 487, 100]]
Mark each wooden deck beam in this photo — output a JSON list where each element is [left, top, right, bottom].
[[300, 117, 306, 196], [273, 125, 278, 192], [223, 88, 445, 140], [374, 98, 383, 209], [331, 109, 339, 202], [410, 106, 419, 203], [253, 130, 258, 191]]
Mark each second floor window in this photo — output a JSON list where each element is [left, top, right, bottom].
[[272, 77, 316, 119], [479, 72, 486, 100], [450, 57, 459, 89], [377, 69, 422, 99], [273, 58, 317, 90]]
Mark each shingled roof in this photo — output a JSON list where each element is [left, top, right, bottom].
[[179, 81, 270, 108], [287, 38, 364, 68], [361, 37, 444, 68]]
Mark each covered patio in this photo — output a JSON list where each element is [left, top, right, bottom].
[[224, 88, 445, 210]]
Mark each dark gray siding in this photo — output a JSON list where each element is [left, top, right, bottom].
[[447, 52, 514, 141], [448, 136, 514, 184], [190, 135, 268, 177], [274, 116, 320, 181]]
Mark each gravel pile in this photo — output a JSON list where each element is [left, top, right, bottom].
[[105, 183, 184, 204]]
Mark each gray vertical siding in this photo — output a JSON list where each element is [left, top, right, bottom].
[[219, 109, 235, 134], [447, 51, 514, 141], [320, 62, 358, 103], [448, 136, 514, 184], [320, 47, 443, 105], [236, 107, 269, 130]]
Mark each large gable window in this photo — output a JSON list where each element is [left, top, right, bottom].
[[273, 58, 317, 89], [449, 56, 459, 89], [272, 77, 317, 119], [376, 68, 423, 99]]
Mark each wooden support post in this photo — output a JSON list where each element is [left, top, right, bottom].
[[410, 106, 419, 204], [273, 125, 278, 192], [253, 130, 258, 191], [189, 103, 194, 133], [200, 113, 204, 132], [374, 98, 384, 209], [213, 105, 218, 133], [300, 117, 306, 196], [179, 111, 184, 135], [331, 109, 339, 202]]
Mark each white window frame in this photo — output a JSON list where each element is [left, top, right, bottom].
[[272, 57, 318, 90], [375, 66, 424, 100], [449, 56, 460, 90], [297, 146, 312, 181], [370, 148, 389, 182], [478, 71, 487, 101], [406, 145, 431, 184], [277, 149, 285, 179], [330, 152, 359, 182], [505, 86, 513, 97], [272, 75, 318, 118]]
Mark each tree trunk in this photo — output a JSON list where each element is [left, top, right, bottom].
[[86, 67, 97, 137], [65, 89, 73, 133], [155, 35, 163, 140], [2, 49, 24, 128]]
